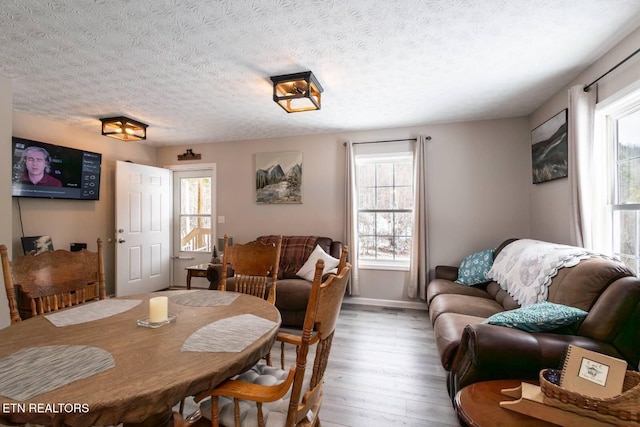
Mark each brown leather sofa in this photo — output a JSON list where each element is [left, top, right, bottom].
[[426, 238, 640, 398], [209, 235, 343, 328]]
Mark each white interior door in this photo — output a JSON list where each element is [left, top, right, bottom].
[[115, 161, 172, 296], [170, 165, 216, 288]]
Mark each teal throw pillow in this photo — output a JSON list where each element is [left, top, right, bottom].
[[482, 302, 588, 332], [455, 249, 495, 286]]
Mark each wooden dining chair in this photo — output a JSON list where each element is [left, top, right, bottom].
[[178, 235, 283, 415], [1, 238, 106, 323], [173, 409, 203, 426], [194, 258, 352, 427], [219, 234, 282, 305], [277, 244, 349, 369]]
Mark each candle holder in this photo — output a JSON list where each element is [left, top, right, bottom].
[[138, 296, 175, 328], [137, 314, 177, 329]]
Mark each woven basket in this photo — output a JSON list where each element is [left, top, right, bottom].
[[539, 368, 640, 425]]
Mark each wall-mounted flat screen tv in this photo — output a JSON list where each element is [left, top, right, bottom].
[[11, 137, 102, 200]]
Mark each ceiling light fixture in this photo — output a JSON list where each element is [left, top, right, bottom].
[[100, 116, 148, 141], [270, 71, 323, 113]]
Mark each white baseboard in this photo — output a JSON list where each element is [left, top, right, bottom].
[[343, 296, 428, 311]]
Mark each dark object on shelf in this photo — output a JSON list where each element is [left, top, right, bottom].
[[70, 243, 87, 252], [178, 149, 201, 161]]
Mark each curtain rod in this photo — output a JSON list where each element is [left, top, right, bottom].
[[344, 137, 431, 146], [584, 47, 640, 92]]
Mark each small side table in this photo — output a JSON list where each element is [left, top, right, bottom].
[[455, 379, 556, 426], [185, 264, 211, 290]]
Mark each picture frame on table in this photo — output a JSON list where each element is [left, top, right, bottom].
[[21, 235, 54, 256]]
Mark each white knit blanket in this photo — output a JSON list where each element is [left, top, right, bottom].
[[486, 239, 619, 306]]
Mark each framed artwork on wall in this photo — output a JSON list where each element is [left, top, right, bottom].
[[255, 151, 302, 204], [531, 109, 568, 184]]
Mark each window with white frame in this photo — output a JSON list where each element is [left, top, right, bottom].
[[178, 174, 212, 252], [611, 108, 640, 275], [355, 152, 414, 268], [600, 88, 640, 276]]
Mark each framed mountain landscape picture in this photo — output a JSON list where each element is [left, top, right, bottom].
[[255, 151, 302, 204], [531, 109, 568, 184]]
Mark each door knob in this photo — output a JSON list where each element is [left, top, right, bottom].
[[118, 238, 126, 243]]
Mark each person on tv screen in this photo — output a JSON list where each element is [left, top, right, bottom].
[[18, 146, 62, 187]]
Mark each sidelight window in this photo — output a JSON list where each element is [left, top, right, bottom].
[[179, 176, 212, 252]]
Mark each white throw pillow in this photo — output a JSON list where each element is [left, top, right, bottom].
[[296, 245, 340, 281]]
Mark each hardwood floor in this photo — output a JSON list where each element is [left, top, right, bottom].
[[317, 304, 459, 427], [187, 303, 460, 426]]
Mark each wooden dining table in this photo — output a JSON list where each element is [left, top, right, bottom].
[[0, 290, 281, 427]]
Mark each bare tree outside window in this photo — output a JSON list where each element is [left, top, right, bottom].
[[356, 155, 414, 264], [613, 109, 640, 275], [180, 177, 212, 252]]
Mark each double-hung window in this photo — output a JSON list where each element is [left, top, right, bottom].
[[611, 108, 640, 275], [355, 151, 414, 269], [599, 85, 640, 276]]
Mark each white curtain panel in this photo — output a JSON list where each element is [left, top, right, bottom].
[[344, 141, 360, 295], [568, 84, 597, 249], [408, 135, 429, 299]]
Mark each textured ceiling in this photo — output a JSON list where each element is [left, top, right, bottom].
[[2, 0, 640, 147]]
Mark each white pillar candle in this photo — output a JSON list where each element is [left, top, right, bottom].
[[149, 296, 168, 323]]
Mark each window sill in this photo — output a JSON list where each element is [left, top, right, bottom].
[[358, 262, 410, 272]]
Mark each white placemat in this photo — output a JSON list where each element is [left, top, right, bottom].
[[169, 290, 239, 307], [182, 314, 278, 353], [45, 299, 142, 327], [0, 345, 115, 400]]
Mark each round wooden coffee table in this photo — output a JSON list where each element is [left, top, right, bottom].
[[454, 379, 559, 426]]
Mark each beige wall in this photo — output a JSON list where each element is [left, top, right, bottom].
[[0, 76, 12, 329], [157, 117, 531, 303], [529, 26, 640, 244], [11, 112, 157, 296], [159, 134, 344, 243], [4, 109, 531, 318]]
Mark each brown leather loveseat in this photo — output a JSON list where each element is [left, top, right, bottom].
[[426, 238, 640, 398]]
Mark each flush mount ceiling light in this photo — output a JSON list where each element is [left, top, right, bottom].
[[100, 116, 148, 141], [270, 71, 323, 113]]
